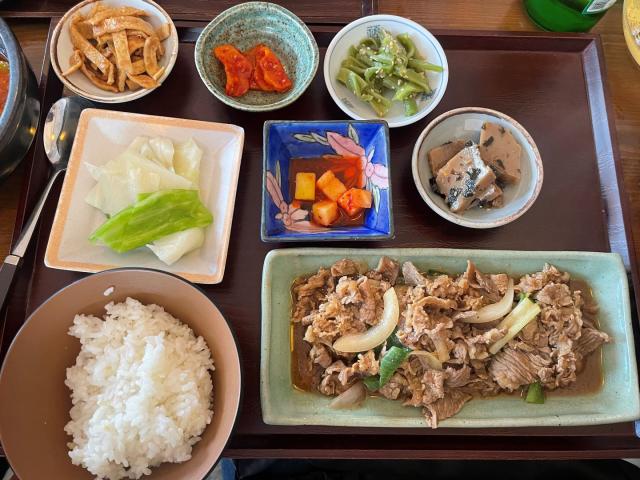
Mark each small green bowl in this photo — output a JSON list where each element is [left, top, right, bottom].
[[194, 2, 319, 112]]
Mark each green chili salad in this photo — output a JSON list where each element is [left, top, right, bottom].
[[290, 256, 609, 428], [337, 29, 443, 117]]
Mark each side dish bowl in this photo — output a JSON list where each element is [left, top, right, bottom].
[[412, 107, 543, 229], [324, 15, 448, 128], [194, 2, 319, 112], [0, 268, 242, 479], [0, 18, 40, 179], [261, 120, 393, 242], [261, 248, 639, 428], [50, 0, 179, 104]]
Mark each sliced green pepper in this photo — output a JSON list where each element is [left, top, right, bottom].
[[396, 33, 416, 58], [403, 97, 418, 116], [408, 58, 444, 72]]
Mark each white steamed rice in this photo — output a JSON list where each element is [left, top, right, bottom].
[[64, 297, 215, 480]]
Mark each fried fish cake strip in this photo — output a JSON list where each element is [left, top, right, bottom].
[[62, 49, 83, 76], [87, 6, 148, 25], [93, 16, 155, 37], [126, 72, 157, 89], [70, 23, 112, 75], [143, 36, 161, 76]]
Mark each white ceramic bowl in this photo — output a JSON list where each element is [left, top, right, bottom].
[[50, 0, 178, 103], [324, 14, 448, 128], [412, 107, 543, 229]]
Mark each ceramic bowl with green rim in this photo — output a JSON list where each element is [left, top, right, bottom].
[[194, 2, 319, 112]]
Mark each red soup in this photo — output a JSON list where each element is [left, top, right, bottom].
[[0, 59, 9, 114]]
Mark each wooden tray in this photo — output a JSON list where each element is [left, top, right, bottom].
[[0, 0, 378, 24], [2, 19, 640, 459]]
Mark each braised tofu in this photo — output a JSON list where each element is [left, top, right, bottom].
[[294, 172, 316, 201], [479, 122, 522, 184], [476, 182, 503, 207], [435, 144, 496, 213], [317, 170, 347, 201], [427, 140, 466, 176]]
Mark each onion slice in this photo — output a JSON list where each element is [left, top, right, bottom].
[[329, 381, 366, 409], [457, 279, 514, 324], [408, 350, 443, 370], [333, 287, 399, 353]]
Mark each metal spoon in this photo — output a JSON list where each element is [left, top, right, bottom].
[[0, 96, 93, 312]]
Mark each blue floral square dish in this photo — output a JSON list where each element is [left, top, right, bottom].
[[262, 120, 393, 242]]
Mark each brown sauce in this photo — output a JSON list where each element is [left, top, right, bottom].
[[291, 276, 605, 397], [288, 156, 365, 227], [291, 323, 317, 392]]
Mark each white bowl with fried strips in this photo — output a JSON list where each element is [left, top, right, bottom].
[[50, 0, 178, 103]]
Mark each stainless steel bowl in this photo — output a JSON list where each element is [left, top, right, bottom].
[[0, 18, 40, 180]]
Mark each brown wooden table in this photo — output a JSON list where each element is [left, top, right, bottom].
[[1, 0, 639, 464]]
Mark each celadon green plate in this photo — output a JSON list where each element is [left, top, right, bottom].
[[261, 248, 640, 428]]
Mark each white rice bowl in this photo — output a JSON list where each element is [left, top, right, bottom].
[[64, 297, 215, 480]]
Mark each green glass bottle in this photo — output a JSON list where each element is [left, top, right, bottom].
[[524, 0, 617, 32]]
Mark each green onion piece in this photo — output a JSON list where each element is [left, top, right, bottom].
[[408, 58, 444, 72], [89, 189, 213, 253], [489, 297, 541, 355], [525, 382, 545, 404], [379, 346, 410, 387], [363, 375, 380, 391], [396, 33, 416, 58]]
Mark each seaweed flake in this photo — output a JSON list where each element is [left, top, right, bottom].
[[446, 187, 461, 206], [482, 136, 494, 147], [467, 168, 481, 181], [462, 178, 476, 198], [499, 126, 506, 134]]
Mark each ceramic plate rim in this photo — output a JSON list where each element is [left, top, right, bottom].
[[44, 108, 244, 284], [323, 14, 449, 128]]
